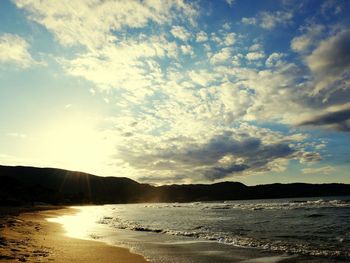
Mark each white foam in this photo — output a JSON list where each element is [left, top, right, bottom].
[[239, 255, 297, 263]]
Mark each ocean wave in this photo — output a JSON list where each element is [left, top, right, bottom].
[[96, 215, 350, 260], [201, 199, 350, 211], [139, 199, 350, 211]]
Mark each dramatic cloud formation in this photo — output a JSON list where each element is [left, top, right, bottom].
[[108, 121, 318, 183], [306, 29, 350, 94], [1, 0, 350, 184], [300, 108, 350, 132]]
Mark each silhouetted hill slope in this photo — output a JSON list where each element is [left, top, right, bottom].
[[0, 165, 150, 204], [1, 165, 350, 205], [249, 183, 350, 199], [156, 182, 248, 202]]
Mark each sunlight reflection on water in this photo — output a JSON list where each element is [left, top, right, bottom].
[[47, 206, 105, 240]]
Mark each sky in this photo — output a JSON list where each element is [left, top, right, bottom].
[[0, 0, 350, 185]]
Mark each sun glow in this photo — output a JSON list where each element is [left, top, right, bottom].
[[27, 112, 115, 175]]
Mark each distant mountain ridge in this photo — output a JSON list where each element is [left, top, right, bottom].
[[1, 165, 350, 205]]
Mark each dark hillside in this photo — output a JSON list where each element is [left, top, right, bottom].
[[1, 165, 349, 205]]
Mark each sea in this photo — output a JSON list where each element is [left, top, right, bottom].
[[48, 195, 350, 263]]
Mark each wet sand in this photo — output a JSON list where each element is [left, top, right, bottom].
[[0, 207, 148, 262]]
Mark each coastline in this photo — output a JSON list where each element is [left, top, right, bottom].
[[0, 206, 148, 262], [1, 202, 348, 263]]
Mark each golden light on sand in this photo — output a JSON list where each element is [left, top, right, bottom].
[[47, 207, 104, 240]]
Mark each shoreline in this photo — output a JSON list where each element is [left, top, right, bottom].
[[0, 206, 149, 262], [1, 204, 347, 263]]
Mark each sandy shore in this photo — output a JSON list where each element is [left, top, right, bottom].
[[0, 207, 148, 262]]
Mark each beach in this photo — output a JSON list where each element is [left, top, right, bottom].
[[44, 199, 349, 263], [1, 198, 349, 263], [0, 207, 148, 262]]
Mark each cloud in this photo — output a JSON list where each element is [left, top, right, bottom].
[[291, 25, 324, 53], [321, 0, 343, 15], [216, 82, 253, 120], [138, 174, 187, 184], [60, 35, 177, 96], [249, 43, 262, 51], [296, 151, 322, 164], [7, 132, 27, 139], [241, 11, 292, 30], [222, 23, 231, 30], [306, 29, 350, 94], [210, 47, 232, 64], [232, 54, 243, 66], [12, 0, 338, 183], [203, 164, 248, 181], [213, 61, 325, 125], [246, 51, 265, 60], [223, 32, 236, 46], [112, 122, 312, 183], [171, 25, 191, 41], [14, 0, 198, 50], [210, 33, 222, 44], [241, 17, 256, 25], [260, 11, 293, 30], [265, 52, 285, 67], [188, 70, 216, 86], [291, 35, 313, 53], [299, 108, 350, 132], [302, 165, 336, 175], [196, 31, 208, 42], [226, 0, 235, 7], [180, 44, 193, 56], [0, 33, 37, 68]]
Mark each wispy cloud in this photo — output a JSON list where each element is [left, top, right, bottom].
[[260, 11, 293, 30], [7, 132, 27, 139], [226, 0, 235, 7], [302, 165, 336, 175], [241, 17, 257, 25], [0, 33, 37, 68], [241, 11, 293, 30]]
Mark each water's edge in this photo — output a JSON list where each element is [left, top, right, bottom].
[[47, 197, 350, 263]]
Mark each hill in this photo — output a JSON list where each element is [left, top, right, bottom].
[[1, 165, 349, 205]]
